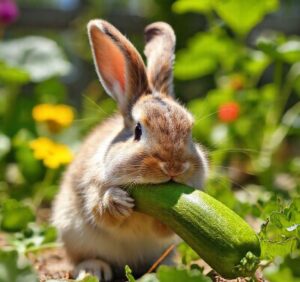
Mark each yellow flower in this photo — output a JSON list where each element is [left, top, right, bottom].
[[30, 137, 73, 169], [32, 104, 74, 133]]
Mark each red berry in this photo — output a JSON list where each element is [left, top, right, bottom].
[[218, 102, 240, 123]]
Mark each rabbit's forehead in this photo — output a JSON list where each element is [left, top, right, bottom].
[[132, 96, 193, 133]]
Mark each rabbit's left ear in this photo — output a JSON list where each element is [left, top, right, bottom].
[[144, 22, 176, 97]]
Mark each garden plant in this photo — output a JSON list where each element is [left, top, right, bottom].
[[0, 0, 299, 281]]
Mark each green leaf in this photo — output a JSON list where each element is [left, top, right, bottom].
[[177, 242, 200, 265], [0, 199, 35, 232], [125, 265, 136, 282], [0, 62, 30, 84], [15, 146, 44, 183], [257, 34, 300, 64], [0, 36, 71, 82], [259, 198, 300, 260], [0, 250, 38, 282], [175, 50, 217, 79], [213, 0, 279, 36], [172, 0, 212, 14], [260, 237, 298, 260], [257, 35, 282, 60], [10, 224, 57, 254], [34, 78, 67, 103], [175, 32, 237, 79], [137, 273, 159, 282], [277, 39, 300, 63], [242, 50, 270, 78], [157, 266, 212, 282], [264, 265, 300, 282]]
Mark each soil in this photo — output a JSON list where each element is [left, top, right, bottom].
[[26, 246, 266, 282], [28, 248, 73, 282]]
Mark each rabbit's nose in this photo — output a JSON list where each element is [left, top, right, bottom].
[[159, 162, 190, 177]]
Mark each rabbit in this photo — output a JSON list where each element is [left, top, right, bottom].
[[52, 19, 208, 281]]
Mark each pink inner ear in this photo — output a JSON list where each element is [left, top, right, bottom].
[[90, 26, 126, 95]]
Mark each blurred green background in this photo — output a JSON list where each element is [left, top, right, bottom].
[[0, 0, 300, 281]]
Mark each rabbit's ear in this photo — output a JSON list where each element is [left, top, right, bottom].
[[144, 22, 176, 97], [87, 20, 149, 121]]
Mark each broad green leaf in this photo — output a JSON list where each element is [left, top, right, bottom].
[[259, 198, 300, 260], [172, 0, 212, 14], [175, 32, 237, 79], [213, 0, 279, 36], [260, 237, 298, 259], [0, 250, 38, 282], [0, 199, 35, 232], [157, 266, 212, 282], [175, 51, 217, 79], [0, 36, 71, 82]]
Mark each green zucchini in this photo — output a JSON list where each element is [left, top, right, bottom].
[[128, 183, 261, 279]]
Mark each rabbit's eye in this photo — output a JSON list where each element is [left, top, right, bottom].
[[134, 122, 142, 141]]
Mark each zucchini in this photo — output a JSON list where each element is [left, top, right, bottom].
[[128, 183, 260, 279]]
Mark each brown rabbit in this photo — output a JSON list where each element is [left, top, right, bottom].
[[52, 19, 208, 281]]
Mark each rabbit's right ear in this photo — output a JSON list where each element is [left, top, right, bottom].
[[87, 20, 149, 122], [144, 22, 176, 97]]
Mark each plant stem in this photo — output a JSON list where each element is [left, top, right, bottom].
[[3, 85, 19, 135], [272, 60, 283, 126], [43, 168, 57, 185], [33, 168, 57, 207]]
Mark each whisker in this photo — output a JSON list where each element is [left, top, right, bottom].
[[212, 165, 256, 176], [82, 94, 109, 115], [72, 117, 100, 123], [193, 111, 219, 123], [213, 174, 265, 213], [210, 148, 260, 154]]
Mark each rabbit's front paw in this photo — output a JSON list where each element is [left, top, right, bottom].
[[101, 187, 134, 217]]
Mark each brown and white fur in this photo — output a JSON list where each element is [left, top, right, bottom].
[[52, 20, 208, 281]]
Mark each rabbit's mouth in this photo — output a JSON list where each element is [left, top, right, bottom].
[[167, 177, 187, 185]]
